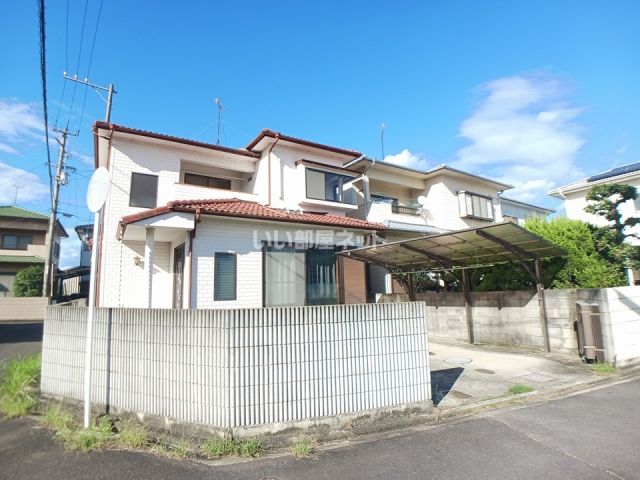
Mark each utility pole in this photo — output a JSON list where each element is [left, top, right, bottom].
[[42, 74, 116, 299], [43, 127, 76, 297]]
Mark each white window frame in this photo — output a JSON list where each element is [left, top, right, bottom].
[[458, 191, 494, 221]]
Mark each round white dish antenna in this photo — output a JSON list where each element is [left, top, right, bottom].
[[417, 195, 428, 207], [86, 167, 109, 213]]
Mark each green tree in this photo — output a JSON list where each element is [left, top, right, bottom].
[[525, 217, 624, 288], [585, 183, 640, 270], [12, 265, 44, 297]]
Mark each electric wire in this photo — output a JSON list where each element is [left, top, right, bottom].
[[64, 0, 89, 129], [77, 0, 104, 131], [53, 0, 69, 129], [37, 0, 54, 207]]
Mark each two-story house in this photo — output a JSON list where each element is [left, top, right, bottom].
[[91, 122, 552, 308], [549, 161, 640, 285], [0, 206, 67, 297]]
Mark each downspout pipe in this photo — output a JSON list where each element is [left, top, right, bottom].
[[265, 134, 280, 206]]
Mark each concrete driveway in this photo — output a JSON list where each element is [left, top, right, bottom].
[[429, 339, 594, 407]]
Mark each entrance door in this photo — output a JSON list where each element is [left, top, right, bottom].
[[173, 244, 185, 309]]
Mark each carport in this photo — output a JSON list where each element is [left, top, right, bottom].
[[339, 222, 566, 352]]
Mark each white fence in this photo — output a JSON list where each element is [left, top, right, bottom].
[[41, 303, 431, 431]]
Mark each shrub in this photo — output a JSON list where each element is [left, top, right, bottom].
[[13, 265, 44, 297]]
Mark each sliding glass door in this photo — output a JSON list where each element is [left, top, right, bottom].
[[263, 244, 338, 306]]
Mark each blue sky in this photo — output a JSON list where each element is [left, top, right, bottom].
[[1, 0, 639, 266]]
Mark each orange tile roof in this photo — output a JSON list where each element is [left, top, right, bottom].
[[120, 199, 385, 231]]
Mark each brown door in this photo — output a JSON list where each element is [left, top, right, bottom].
[[173, 244, 185, 309], [339, 256, 367, 304]]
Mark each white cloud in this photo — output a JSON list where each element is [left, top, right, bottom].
[[59, 238, 81, 269], [0, 99, 44, 155], [69, 149, 94, 165], [616, 145, 627, 155], [0, 161, 49, 204], [452, 74, 585, 202], [384, 149, 429, 171]]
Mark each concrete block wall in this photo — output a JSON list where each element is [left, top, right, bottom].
[[0, 297, 48, 321], [378, 289, 579, 353], [41, 303, 431, 433]]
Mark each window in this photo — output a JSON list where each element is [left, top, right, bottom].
[[458, 191, 494, 220], [263, 244, 338, 307], [305, 247, 338, 305], [214, 253, 237, 301], [264, 245, 306, 307], [634, 188, 640, 211], [129, 173, 158, 208], [184, 172, 232, 190], [305, 168, 357, 204], [2, 234, 32, 250]]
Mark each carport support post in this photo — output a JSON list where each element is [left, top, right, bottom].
[[535, 258, 551, 352], [144, 228, 155, 308], [407, 273, 416, 301], [462, 269, 474, 344]]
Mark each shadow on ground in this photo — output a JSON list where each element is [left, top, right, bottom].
[[431, 367, 464, 406], [0, 323, 43, 344]]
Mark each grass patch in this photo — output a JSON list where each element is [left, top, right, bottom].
[[508, 384, 535, 395], [39, 404, 74, 431], [59, 416, 115, 452], [591, 362, 616, 375], [291, 437, 315, 458], [116, 420, 148, 449], [0, 354, 41, 418], [164, 435, 194, 459], [201, 437, 263, 458]]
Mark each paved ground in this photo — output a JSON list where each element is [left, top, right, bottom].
[[429, 339, 593, 407], [1, 377, 639, 479], [0, 322, 43, 366]]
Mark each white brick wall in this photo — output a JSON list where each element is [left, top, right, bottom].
[[192, 217, 365, 309]]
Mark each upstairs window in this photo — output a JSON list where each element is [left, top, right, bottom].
[[129, 172, 158, 208], [214, 252, 237, 301], [2, 234, 32, 250], [634, 188, 640, 211], [458, 191, 494, 220], [305, 168, 356, 204], [184, 172, 232, 190]]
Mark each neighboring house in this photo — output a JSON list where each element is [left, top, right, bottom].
[[499, 197, 555, 225], [92, 122, 552, 308], [0, 206, 68, 297], [549, 161, 640, 285], [343, 158, 552, 295]]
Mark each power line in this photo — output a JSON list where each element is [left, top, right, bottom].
[[65, 0, 89, 129], [53, 0, 70, 129], [37, 0, 54, 206], [77, 0, 104, 131]]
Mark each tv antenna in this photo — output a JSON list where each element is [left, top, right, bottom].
[[380, 123, 385, 160], [214, 98, 224, 145]]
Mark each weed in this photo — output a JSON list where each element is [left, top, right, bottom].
[[201, 437, 263, 458], [0, 354, 41, 418], [39, 404, 74, 431], [164, 435, 194, 459], [508, 384, 535, 395], [116, 420, 148, 449], [60, 416, 115, 452], [291, 437, 315, 458], [591, 363, 616, 375]]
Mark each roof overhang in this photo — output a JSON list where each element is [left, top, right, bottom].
[[338, 222, 565, 273], [246, 129, 362, 159]]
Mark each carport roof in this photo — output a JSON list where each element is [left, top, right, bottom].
[[339, 222, 566, 272]]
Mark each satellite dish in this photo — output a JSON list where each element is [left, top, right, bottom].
[[86, 167, 109, 213], [417, 195, 428, 207]]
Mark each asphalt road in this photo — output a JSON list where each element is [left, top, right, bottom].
[[0, 322, 43, 365], [1, 377, 639, 480]]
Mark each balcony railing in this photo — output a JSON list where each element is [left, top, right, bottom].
[[391, 202, 421, 216]]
